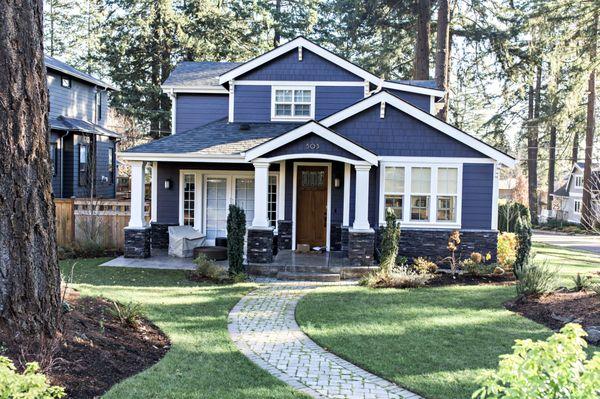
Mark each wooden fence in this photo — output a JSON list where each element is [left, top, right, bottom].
[[55, 198, 150, 250]]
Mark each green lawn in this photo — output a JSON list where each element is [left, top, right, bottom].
[[60, 259, 306, 399], [295, 243, 600, 399], [532, 242, 600, 286]]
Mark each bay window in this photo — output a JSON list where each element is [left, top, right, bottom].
[[272, 87, 314, 120]]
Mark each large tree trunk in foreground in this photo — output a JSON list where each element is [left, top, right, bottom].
[[547, 125, 557, 210], [527, 66, 541, 225], [413, 0, 430, 80], [0, 0, 61, 340], [435, 0, 450, 120]]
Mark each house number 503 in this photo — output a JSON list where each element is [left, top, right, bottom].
[[306, 143, 320, 150]]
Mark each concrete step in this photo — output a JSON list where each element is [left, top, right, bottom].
[[276, 271, 341, 282], [279, 265, 337, 273]]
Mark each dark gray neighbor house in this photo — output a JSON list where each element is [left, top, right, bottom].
[[119, 37, 516, 269], [46, 56, 119, 199]]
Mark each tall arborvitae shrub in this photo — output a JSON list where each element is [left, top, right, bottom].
[[227, 204, 246, 276], [514, 212, 532, 279], [498, 202, 530, 232], [379, 208, 400, 274]]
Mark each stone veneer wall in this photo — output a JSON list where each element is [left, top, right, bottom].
[[151, 222, 178, 249], [247, 227, 274, 263], [124, 227, 151, 258], [277, 220, 292, 250], [340, 226, 349, 256], [330, 223, 342, 251], [347, 229, 375, 264]]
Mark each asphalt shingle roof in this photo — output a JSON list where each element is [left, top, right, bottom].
[[162, 62, 242, 87], [126, 119, 302, 155], [45, 55, 117, 90], [50, 116, 119, 138], [387, 79, 441, 90], [552, 184, 569, 197]]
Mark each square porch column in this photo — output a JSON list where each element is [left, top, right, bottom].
[[125, 160, 150, 258], [348, 164, 375, 264], [248, 161, 274, 263]]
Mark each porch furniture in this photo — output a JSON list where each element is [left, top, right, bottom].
[[193, 246, 228, 261], [168, 226, 205, 258], [215, 237, 228, 247]]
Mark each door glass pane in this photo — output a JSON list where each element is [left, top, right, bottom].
[[235, 178, 254, 227], [268, 175, 277, 228], [183, 174, 195, 226], [205, 178, 227, 239]]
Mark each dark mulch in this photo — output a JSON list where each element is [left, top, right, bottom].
[[426, 272, 516, 287], [0, 289, 170, 399], [505, 291, 600, 331]]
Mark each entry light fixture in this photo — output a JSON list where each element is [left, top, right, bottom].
[[334, 177, 341, 188], [164, 178, 173, 190]]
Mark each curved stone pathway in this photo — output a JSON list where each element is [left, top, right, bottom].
[[228, 281, 422, 399]]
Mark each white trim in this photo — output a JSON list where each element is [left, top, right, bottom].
[[219, 37, 381, 86], [381, 81, 445, 97], [364, 80, 370, 97], [378, 156, 495, 164], [167, 92, 177, 135], [118, 152, 246, 163], [353, 164, 371, 230], [127, 161, 147, 228], [292, 162, 332, 251], [278, 162, 286, 226], [380, 101, 385, 118], [151, 162, 158, 222], [343, 163, 351, 226], [161, 85, 229, 94], [429, 95, 435, 114], [244, 121, 378, 165], [319, 91, 516, 167], [491, 162, 499, 230], [228, 81, 235, 122], [298, 46, 303, 61], [257, 154, 371, 166], [234, 80, 366, 87], [270, 86, 315, 121], [252, 161, 271, 227], [47, 63, 118, 91]]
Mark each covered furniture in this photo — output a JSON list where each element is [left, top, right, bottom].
[[168, 226, 205, 258]]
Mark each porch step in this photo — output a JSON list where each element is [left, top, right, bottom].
[[280, 265, 337, 273], [276, 271, 341, 282]]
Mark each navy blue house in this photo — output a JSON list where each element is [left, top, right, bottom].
[[46, 56, 119, 199], [121, 37, 515, 265]]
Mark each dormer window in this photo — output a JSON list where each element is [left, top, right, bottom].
[[271, 87, 314, 121]]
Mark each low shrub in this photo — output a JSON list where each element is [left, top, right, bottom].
[[109, 301, 144, 328], [446, 230, 461, 276], [461, 252, 496, 276], [193, 254, 229, 282], [379, 209, 401, 274], [515, 261, 559, 297], [360, 266, 432, 289], [592, 285, 600, 296], [410, 257, 437, 275], [0, 356, 65, 398], [472, 323, 600, 399], [497, 232, 517, 269], [572, 273, 593, 292]]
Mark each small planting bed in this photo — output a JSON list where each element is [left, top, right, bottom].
[[0, 288, 170, 399], [427, 272, 515, 287]]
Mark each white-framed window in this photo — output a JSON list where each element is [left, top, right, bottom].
[[574, 199, 582, 213], [183, 174, 196, 226], [268, 175, 278, 227], [575, 176, 583, 188], [271, 86, 315, 121], [61, 76, 71, 88], [380, 163, 462, 227]]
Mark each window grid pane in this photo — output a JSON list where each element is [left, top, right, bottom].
[[411, 167, 431, 193], [437, 195, 456, 222], [235, 178, 255, 227], [410, 195, 429, 221], [385, 167, 404, 193], [275, 104, 292, 116], [205, 178, 227, 239], [438, 168, 458, 194], [268, 175, 277, 228], [183, 174, 195, 226], [274, 88, 312, 118], [385, 195, 403, 219]]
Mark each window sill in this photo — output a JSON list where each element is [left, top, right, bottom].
[[380, 221, 461, 229], [270, 116, 313, 122]]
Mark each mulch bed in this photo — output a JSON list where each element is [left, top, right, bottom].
[[426, 272, 516, 287], [505, 291, 600, 331], [0, 289, 170, 398]]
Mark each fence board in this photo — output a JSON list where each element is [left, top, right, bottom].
[[54, 199, 74, 247]]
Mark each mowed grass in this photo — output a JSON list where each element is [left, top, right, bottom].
[[296, 243, 600, 399], [60, 259, 307, 399], [532, 242, 600, 286]]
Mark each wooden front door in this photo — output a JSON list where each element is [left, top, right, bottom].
[[296, 165, 328, 248]]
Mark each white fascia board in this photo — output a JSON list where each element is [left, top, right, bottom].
[[118, 152, 246, 163], [235, 80, 365, 87], [244, 121, 378, 165], [382, 81, 445, 97], [218, 37, 381, 86], [378, 156, 495, 164], [320, 91, 516, 168], [161, 85, 228, 94]]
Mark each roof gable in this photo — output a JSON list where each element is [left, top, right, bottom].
[[45, 55, 117, 90]]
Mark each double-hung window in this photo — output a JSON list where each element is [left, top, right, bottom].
[[272, 87, 314, 120], [410, 167, 431, 221], [574, 200, 582, 213], [575, 176, 583, 188], [436, 168, 458, 222], [384, 167, 405, 219]]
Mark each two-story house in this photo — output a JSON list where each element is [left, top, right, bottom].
[[46, 56, 119, 199], [119, 37, 516, 266], [550, 162, 600, 224]]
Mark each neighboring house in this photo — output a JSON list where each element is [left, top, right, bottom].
[[550, 162, 600, 224], [46, 56, 119, 199], [120, 37, 516, 264]]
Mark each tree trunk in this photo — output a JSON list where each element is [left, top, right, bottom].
[[435, 0, 450, 120], [572, 131, 579, 164], [527, 67, 540, 224], [0, 0, 61, 340], [273, 0, 281, 47], [413, 0, 430, 80], [581, 13, 598, 230], [547, 125, 556, 211]]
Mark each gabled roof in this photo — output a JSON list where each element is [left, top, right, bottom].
[[50, 116, 119, 138], [45, 56, 118, 90], [552, 184, 569, 197], [319, 90, 516, 167], [162, 61, 242, 93], [244, 121, 378, 165]]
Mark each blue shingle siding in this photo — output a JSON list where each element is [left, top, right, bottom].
[[285, 161, 294, 220], [262, 133, 362, 160], [332, 105, 486, 157], [238, 49, 363, 82], [315, 86, 364, 119], [461, 164, 494, 229], [386, 89, 431, 112], [176, 94, 229, 134], [234, 85, 271, 122], [330, 161, 345, 224]]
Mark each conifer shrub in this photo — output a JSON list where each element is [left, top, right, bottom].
[[514, 216, 532, 279], [227, 204, 246, 276], [379, 208, 401, 274]]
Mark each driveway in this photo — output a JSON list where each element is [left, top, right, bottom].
[[532, 230, 600, 255]]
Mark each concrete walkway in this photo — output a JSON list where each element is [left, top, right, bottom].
[[228, 281, 421, 399], [533, 231, 600, 255]]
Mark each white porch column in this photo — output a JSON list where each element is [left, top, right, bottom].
[[128, 160, 147, 228], [343, 163, 351, 226], [352, 164, 371, 230], [252, 161, 270, 228], [150, 161, 157, 223]]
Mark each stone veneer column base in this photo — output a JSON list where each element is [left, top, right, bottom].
[[247, 226, 275, 263], [150, 222, 178, 249], [277, 220, 292, 250], [124, 226, 151, 258], [341, 226, 349, 257], [348, 228, 375, 264]]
